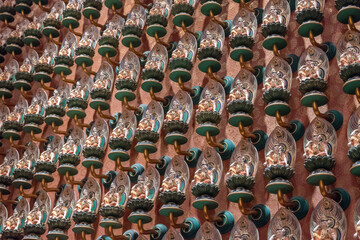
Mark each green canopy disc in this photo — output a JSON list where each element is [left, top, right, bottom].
[[300, 91, 328, 107], [115, 90, 136, 101], [121, 35, 141, 48], [343, 77, 360, 94], [227, 189, 254, 203], [159, 204, 184, 217], [263, 35, 287, 51], [13, 178, 32, 189], [0, 89, 12, 99], [42, 27, 60, 38], [141, 79, 163, 93], [3, 130, 21, 140], [108, 149, 130, 161], [198, 58, 221, 73], [164, 132, 188, 145], [230, 47, 253, 62], [196, 123, 219, 136], [34, 72, 52, 83], [82, 157, 103, 169], [306, 170, 336, 186], [200, 2, 222, 16], [62, 17, 80, 29], [337, 6, 360, 24], [57, 164, 78, 176], [265, 179, 294, 194], [350, 161, 360, 176], [82, 7, 100, 19], [54, 65, 72, 75], [15, 3, 31, 14], [264, 101, 291, 117], [47, 230, 68, 240], [173, 13, 194, 27], [128, 211, 152, 224], [228, 113, 253, 127], [98, 45, 117, 57], [72, 223, 94, 235], [14, 80, 31, 91], [45, 115, 64, 126], [99, 218, 122, 229], [298, 21, 324, 38], [5, 44, 22, 55], [135, 141, 157, 154], [23, 124, 42, 134], [104, 0, 122, 9], [192, 197, 218, 210], [75, 55, 93, 67], [24, 36, 41, 47], [169, 68, 192, 82], [33, 172, 54, 183], [146, 24, 167, 38], [67, 108, 86, 119], [90, 99, 110, 111]]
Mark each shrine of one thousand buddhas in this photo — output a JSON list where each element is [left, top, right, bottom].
[[0, 0, 360, 238]]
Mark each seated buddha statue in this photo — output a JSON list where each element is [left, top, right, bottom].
[[311, 220, 338, 240], [262, 8, 285, 25], [61, 141, 79, 155], [263, 72, 287, 91], [50, 200, 71, 219], [265, 145, 288, 167], [137, 113, 156, 131], [296, 0, 320, 12], [75, 193, 96, 213], [39, 150, 55, 163], [160, 171, 183, 192], [102, 190, 120, 207], [193, 163, 216, 184], [197, 94, 217, 112], [349, 128, 360, 147], [304, 135, 329, 158], [228, 85, 250, 102]]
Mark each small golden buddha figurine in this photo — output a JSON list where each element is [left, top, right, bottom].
[[297, 60, 322, 82], [263, 9, 285, 25], [231, 21, 251, 38], [304, 135, 329, 158], [197, 94, 217, 112], [5, 214, 23, 231], [61, 142, 78, 155], [75, 193, 96, 213], [160, 171, 183, 192], [84, 135, 102, 148], [228, 86, 249, 102], [7, 112, 22, 122], [50, 200, 71, 219], [130, 180, 151, 199], [102, 191, 120, 207], [296, 0, 319, 12], [26, 104, 41, 115], [227, 158, 250, 177], [193, 163, 216, 184], [0, 163, 12, 176], [311, 220, 338, 240], [110, 125, 129, 139], [58, 42, 73, 57], [265, 145, 288, 166], [0, 71, 11, 81], [47, 95, 62, 106], [16, 158, 32, 170], [39, 150, 55, 163], [26, 208, 43, 225], [263, 72, 287, 90]]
